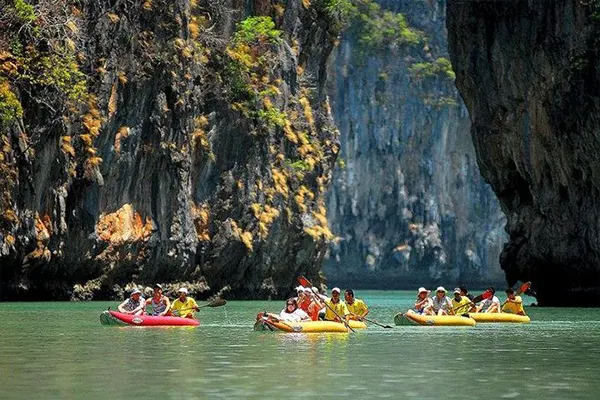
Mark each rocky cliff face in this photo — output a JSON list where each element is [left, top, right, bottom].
[[0, 0, 340, 300], [325, 0, 506, 288], [448, 0, 600, 305]]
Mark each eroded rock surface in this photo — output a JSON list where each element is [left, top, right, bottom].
[[448, 0, 600, 305]]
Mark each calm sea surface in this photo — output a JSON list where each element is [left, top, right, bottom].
[[1, 291, 600, 399]]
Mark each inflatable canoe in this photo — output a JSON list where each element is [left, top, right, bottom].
[[254, 314, 367, 333], [466, 312, 530, 323], [100, 310, 199, 327], [394, 310, 476, 327]]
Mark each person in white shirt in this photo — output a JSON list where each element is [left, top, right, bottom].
[[477, 286, 501, 313], [415, 287, 434, 315], [431, 286, 454, 315], [279, 298, 311, 322]]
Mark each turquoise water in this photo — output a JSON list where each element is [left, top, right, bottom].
[[1, 291, 600, 399]]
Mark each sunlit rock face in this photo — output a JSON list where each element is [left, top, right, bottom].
[[325, 0, 506, 289], [0, 0, 341, 300], [448, 0, 600, 305]]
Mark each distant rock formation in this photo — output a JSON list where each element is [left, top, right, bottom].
[[325, 0, 506, 288]]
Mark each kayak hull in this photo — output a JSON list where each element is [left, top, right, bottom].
[[395, 310, 476, 326], [254, 315, 366, 333], [100, 310, 199, 327], [467, 313, 530, 323]]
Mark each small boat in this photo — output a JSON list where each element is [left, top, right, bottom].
[[394, 310, 476, 327], [254, 313, 367, 333], [100, 310, 199, 327], [466, 312, 530, 323]]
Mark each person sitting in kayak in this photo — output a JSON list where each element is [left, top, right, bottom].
[[117, 288, 145, 315], [431, 286, 454, 315], [502, 288, 526, 315], [414, 287, 434, 315], [323, 287, 350, 322], [278, 298, 311, 322], [171, 287, 199, 319], [145, 284, 171, 316], [459, 286, 475, 301], [451, 287, 472, 314], [344, 289, 369, 320], [476, 286, 501, 313]]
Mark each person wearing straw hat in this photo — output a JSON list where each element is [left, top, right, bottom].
[[171, 287, 199, 319], [118, 288, 145, 315], [414, 287, 433, 315], [431, 286, 454, 315]]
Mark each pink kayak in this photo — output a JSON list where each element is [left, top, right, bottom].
[[100, 310, 199, 327]]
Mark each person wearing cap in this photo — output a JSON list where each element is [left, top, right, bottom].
[[451, 287, 472, 314], [118, 288, 145, 315], [145, 284, 171, 316], [171, 287, 199, 319], [476, 286, 501, 313], [501, 288, 526, 315], [414, 287, 433, 315], [344, 289, 369, 320], [431, 286, 454, 315], [323, 287, 349, 322], [293, 286, 305, 302]]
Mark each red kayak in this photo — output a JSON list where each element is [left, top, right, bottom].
[[100, 310, 199, 327]]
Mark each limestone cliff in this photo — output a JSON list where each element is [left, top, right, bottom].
[[0, 0, 340, 300], [448, 0, 600, 305], [325, 0, 506, 288]]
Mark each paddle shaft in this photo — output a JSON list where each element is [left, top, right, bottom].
[[351, 313, 392, 329], [173, 299, 227, 313], [298, 276, 355, 332]]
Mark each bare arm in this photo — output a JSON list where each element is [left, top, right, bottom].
[[117, 299, 129, 313], [159, 297, 171, 316]]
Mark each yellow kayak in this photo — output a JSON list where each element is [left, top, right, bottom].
[[395, 310, 476, 327], [254, 314, 367, 333], [467, 313, 530, 323]]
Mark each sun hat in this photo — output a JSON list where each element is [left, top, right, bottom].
[[453, 287, 461, 294], [178, 287, 188, 294], [331, 287, 341, 294], [436, 286, 446, 293], [312, 287, 320, 294], [154, 283, 163, 290], [417, 287, 429, 294], [295, 285, 304, 292], [303, 287, 313, 293], [131, 288, 141, 296]]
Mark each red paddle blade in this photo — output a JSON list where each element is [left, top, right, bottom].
[[517, 281, 531, 295], [481, 290, 493, 300], [298, 276, 311, 288]]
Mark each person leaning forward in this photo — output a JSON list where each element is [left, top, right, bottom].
[[146, 284, 171, 316], [501, 288, 526, 315], [323, 287, 349, 322], [171, 287, 199, 319], [344, 289, 369, 320], [118, 288, 145, 315]]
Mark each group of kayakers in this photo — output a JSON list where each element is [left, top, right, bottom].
[[414, 286, 526, 316], [117, 284, 200, 319], [277, 286, 369, 323]]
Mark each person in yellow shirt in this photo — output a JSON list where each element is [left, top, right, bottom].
[[171, 287, 199, 319], [323, 287, 349, 322], [502, 288, 526, 315], [344, 289, 369, 320], [451, 287, 472, 314]]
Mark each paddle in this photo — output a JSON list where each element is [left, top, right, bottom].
[[452, 290, 493, 315], [297, 276, 355, 332], [502, 281, 531, 307], [350, 313, 392, 329], [172, 298, 227, 316]]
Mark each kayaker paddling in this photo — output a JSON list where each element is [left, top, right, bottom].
[[451, 287, 472, 314], [344, 289, 369, 321], [476, 286, 501, 313], [171, 287, 199, 319], [146, 284, 171, 316], [501, 288, 526, 315], [323, 287, 350, 322], [117, 288, 145, 315]]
